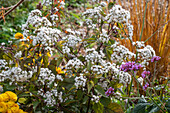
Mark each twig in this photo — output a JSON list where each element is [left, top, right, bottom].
[[0, 0, 24, 21]]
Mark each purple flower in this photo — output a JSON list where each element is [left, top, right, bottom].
[[151, 56, 161, 62], [120, 61, 142, 72], [141, 71, 150, 78], [105, 87, 114, 96], [143, 82, 149, 91]]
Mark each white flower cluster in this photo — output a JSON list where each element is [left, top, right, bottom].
[[32, 27, 61, 46], [111, 44, 136, 63], [38, 88, 63, 107], [85, 48, 105, 64], [43, 0, 52, 5], [37, 68, 55, 87], [56, 74, 63, 81], [58, 1, 65, 8], [91, 94, 100, 103], [65, 58, 84, 69], [100, 1, 107, 7], [106, 5, 130, 24], [43, 0, 65, 8], [91, 65, 104, 75], [110, 65, 131, 84], [22, 9, 61, 47], [62, 46, 70, 54], [62, 35, 81, 47], [0, 67, 33, 82], [74, 74, 87, 89], [137, 45, 156, 68], [98, 77, 108, 89], [0, 59, 8, 70], [132, 41, 145, 48], [105, 5, 133, 40], [82, 6, 104, 19], [98, 30, 109, 43], [14, 51, 22, 58], [137, 77, 143, 85], [84, 19, 96, 29]]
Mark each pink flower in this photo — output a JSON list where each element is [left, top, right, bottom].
[[151, 56, 161, 62]]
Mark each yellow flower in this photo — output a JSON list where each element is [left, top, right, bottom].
[[15, 33, 24, 39], [56, 67, 64, 74], [0, 93, 10, 102], [11, 103, 19, 113], [6, 109, 12, 113], [47, 52, 51, 57], [0, 102, 7, 112], [6, 101, 15, 108], [16, 109, 27, 113], [5, 91, 17, 102]]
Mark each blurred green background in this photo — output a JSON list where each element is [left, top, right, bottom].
[[0, 0, 40, 43]]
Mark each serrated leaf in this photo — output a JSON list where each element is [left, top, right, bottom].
[[132, 103, 151, 113], [94, 85, 106, 97]]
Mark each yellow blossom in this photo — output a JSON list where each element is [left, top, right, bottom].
[[0, 102, 7, 112], [0, 93, 9, 102], [47, 52, 51, 57], [6, 101, 15, 108], [11, 103, 19, 113], [56, 67, 64, 74], [16, 109, 27, 113], [5, 91, 17, 102], [6, 109, 12, 113], [15, 33, 24, 39]]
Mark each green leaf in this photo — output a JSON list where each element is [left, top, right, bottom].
[[43, 55, 49, 68], [94, 85, 106, 97], [100, 97, 111, 107], [108, 2, 115, 10], [93, 102, 104, 113], [104, 103, 124, 113], [148, 106, 160, 113], [33, 101, 40, 112], [87, 80, 94, 93], [77, 89, 84, 100], [82, 96, 89, 104], [132, 103, 151, 113], [70, 12, 80, 19], [18, 98, 27, 104], [56, 57, 63, 67], [87, 61, 92, 71]]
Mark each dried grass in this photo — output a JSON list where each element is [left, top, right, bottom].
[[117, 0, 170, 83]]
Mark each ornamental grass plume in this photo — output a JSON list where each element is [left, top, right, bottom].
[[118, 0, 169, 82], [0, 91, 27, 113]]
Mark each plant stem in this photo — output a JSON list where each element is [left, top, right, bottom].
[[152, 62, 157, 83], [133, 75, 166, 113], [139, 1, 148, 41], [0, 0, 24, 21]]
